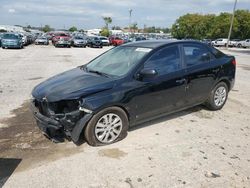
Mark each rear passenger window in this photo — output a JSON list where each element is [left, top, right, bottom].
[[211, 47, 225, 59], [144, 45, 181, 76], [183, 44, 210, 67]]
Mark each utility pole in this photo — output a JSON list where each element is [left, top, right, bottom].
[[129, 9, 132, 37], [227, 0, 237, 48]]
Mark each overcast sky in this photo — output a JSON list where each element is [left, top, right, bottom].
[[0, 0, 249, 29]]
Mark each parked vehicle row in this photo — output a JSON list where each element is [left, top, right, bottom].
[[202, 38, 250, 48]]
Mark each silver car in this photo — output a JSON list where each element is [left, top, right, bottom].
[[71, 36, 87, 47], [35, 37, 49, 45]]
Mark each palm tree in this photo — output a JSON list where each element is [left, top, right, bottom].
[[103, 17, 112, 29]]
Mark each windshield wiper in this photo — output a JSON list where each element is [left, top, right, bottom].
[[87, 68, 110, 78]]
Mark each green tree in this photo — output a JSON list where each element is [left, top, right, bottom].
[[69, 26, 78, 32], [209, 13, 238, 39], [100, 28, 110, 37], [42, 25, 52, 33], [103, 17, 112, 29], [171, 11, 249, 40], [235, 9, 250, 39], [172, 13, 216, 39]]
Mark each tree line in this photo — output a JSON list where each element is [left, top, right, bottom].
[[171, 9, 250, 40]]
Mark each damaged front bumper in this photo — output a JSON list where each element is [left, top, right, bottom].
[[30, 100, 93, 143]]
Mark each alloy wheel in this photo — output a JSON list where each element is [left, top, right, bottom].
[[214, 86, 227, 107], [94, 113, 123, 144]]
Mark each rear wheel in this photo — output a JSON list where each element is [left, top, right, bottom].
[[205, 82, 228, 111], [84, 107, 129, 146]]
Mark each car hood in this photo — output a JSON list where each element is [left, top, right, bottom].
[[32, 67, 116, 102]]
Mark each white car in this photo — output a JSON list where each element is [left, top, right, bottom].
[[212, 38, 228, 47], [229, 39, 241, 47], [237, 39, 250, 48], [99, 37, 110, 46]]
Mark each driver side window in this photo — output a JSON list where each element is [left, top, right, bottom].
[[144, 45, 181, 76]]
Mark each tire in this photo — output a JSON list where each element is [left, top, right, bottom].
[[84, 107, 129, 146], [237, 44, 242, 48], [205, 82, 228, 111]]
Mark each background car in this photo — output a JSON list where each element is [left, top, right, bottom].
[[71, 36, 87, 47], [0, 33, 4, 47], [99, 36, 110, 46], [35, 36, 49, 45], [237, 39, 250, 48], [54, 38, 71, 48], [109, 36, 124, 46], [87, 37, 103, 48], [52, 32, 71, 45], [1, 33, 23, 49], [228, 39, 241, 47], [212, 38, 228, 47], [201, 39, 212, 46]]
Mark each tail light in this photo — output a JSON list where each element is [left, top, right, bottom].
[[232, 59, 236, 66]]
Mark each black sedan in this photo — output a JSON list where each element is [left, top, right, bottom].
[[87, 37, 103, 48], [31, 40, 236, 146]]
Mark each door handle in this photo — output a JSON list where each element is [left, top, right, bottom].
[[212, 68, 220, 73], [176, 78, 186, 84]]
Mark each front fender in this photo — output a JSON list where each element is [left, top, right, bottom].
[[71, 113, 93, 143]]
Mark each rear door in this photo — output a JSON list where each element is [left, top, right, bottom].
[[182, 43, 220, 105]]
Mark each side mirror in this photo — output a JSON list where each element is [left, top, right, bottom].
[[138, 69, 158, 79]]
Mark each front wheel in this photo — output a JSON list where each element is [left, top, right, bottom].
[[84, 107, 129, 146], [205, 82, 228, 111]]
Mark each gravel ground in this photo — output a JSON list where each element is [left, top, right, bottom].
[[0, 44, 250, 188]]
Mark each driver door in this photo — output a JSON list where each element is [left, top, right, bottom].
[[130, 45, 187, 123]]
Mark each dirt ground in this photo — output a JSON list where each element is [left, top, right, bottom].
[[0, 44, 249, 188]]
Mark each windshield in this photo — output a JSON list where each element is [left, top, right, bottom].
[[86, 46, 152, 77], [3, 34, 19, 39]]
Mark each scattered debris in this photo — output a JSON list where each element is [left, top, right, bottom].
[[137, 178, 142, 182], [220, 146, 225, 150], [205, 172, 221, 178], [125, 178, 134, 188], [230, 155, 240, 160]]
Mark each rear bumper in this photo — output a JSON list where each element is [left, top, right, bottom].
[[2, 44, 21, 48], [74, 43, 86, 47]]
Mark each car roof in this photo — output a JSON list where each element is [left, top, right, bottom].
[[122, 40, 205, 49]]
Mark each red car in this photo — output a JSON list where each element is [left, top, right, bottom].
[[52, 33, 71, 45], [109, 36, 124, 46]]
